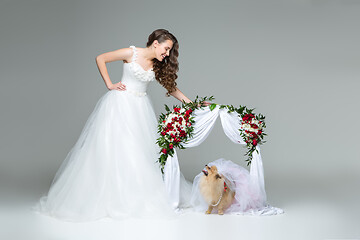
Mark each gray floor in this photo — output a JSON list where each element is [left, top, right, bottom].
[[1, 174, 359, 240]]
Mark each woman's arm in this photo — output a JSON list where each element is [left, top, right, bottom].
[[170, 87, 192, 103], [170, 87, 211, 106], [95, 48, 133, 90], [170, 87, 211, 107]]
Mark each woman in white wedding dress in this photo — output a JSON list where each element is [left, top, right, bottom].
[[34, 29, 201, 221]]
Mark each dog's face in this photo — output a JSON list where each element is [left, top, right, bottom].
[[202, 165, 222, 180]]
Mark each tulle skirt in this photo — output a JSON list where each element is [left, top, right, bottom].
[[190, 158, 266, 214], [33, 90, 175, 221]]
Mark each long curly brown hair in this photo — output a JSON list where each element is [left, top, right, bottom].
[[146, 29, 179, 97]]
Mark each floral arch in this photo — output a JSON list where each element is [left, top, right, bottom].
[[157, 96, 283, 215]]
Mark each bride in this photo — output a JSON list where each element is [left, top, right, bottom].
[[34, 29, 208, 221]]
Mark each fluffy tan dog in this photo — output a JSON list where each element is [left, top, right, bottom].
[[199, 165, 235, 215]]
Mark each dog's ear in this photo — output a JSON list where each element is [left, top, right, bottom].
[[215, 174, 222, 179]]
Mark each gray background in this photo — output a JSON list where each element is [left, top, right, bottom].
[[1, 0, 359, 239]]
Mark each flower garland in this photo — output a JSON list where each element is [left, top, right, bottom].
[[218, 104, 267, 166], [156, 96, 266, 173]]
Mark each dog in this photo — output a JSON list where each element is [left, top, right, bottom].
[[199, 165, 235, 215]]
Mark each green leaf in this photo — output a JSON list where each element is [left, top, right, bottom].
[[209, 103, 217, 111]]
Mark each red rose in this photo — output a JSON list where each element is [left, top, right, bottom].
[[258, 130, 262, 135], [162, 148, 167, 154], [169, 144, 173, 149], [243, 114, 254, 122], [161, 131, 166, 136], [186, 109, 193, 115], [252, 139, 257, 146]]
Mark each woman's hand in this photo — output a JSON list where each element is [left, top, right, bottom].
[[196, 101, 211, 107], [108, 82, 126, 91], [202, 101, 211, 107]]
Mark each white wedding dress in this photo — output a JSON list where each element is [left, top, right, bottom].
[[34, 46, 176, 221]]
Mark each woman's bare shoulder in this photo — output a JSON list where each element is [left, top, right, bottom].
[[96, 47, 133, 63]]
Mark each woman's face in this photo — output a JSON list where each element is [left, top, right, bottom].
[[154, 39, 174, 61]]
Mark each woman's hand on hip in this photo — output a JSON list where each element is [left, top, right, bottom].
[[108, 82, 126, 91]]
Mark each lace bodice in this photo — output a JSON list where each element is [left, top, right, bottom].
[[121, 45, 155, 96]]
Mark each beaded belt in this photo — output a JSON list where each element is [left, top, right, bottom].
[[126, 89, 147, 97]]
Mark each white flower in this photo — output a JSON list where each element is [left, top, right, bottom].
[[243, 124, 250, 130], [128, 46, 155, 82]]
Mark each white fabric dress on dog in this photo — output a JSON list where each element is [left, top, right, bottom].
[[33, 46, 175, 221], [191, 158, 276, 215]]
